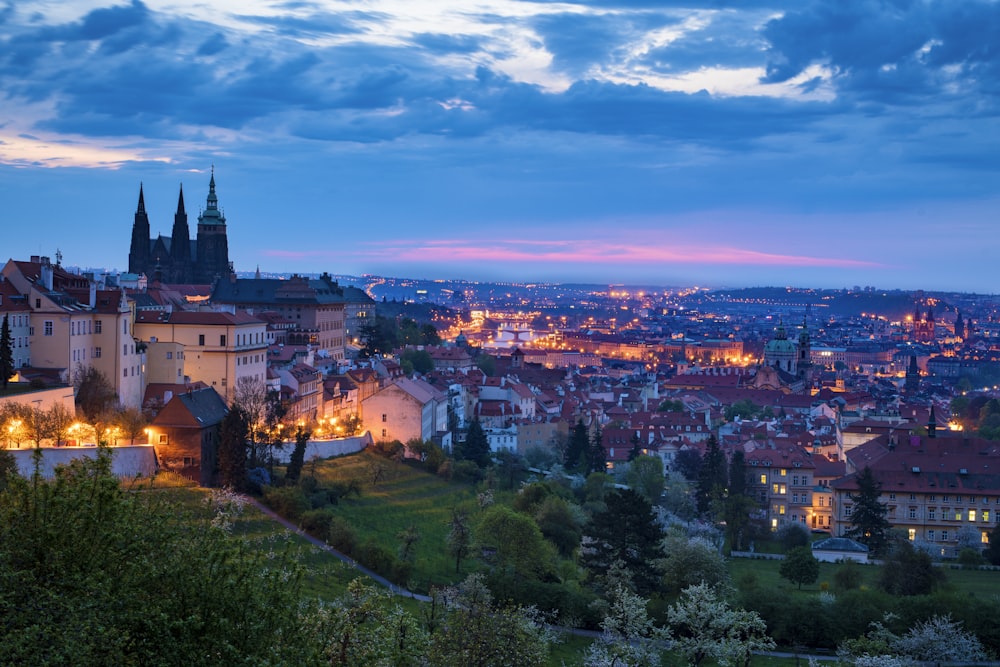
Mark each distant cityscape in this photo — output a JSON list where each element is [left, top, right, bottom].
[[3, 176, 1000, 558]]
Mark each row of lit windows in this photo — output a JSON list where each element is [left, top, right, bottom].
[[888, 492, 998, 504]]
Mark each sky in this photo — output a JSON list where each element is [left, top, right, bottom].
[[1, 0, 998, 293]]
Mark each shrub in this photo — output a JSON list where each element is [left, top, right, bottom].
[[262, 485, 310, 522], [776, 522, 810, 552], [299, 508, 336, 542], [450, 460, 483, 484], [327, 516, 356, 555], [833, 558, 864, 592], [958, 548, 985, 568]]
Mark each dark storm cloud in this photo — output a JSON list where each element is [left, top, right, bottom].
[[763, 0, 1000, 109]]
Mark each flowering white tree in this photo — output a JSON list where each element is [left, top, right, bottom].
[[666, 582, 774, 667], [584, 563, 666, 667], [894, 614, 987, 663], [838, 613, 987, 665]]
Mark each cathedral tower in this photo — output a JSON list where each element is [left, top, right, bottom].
[[128, 184, 151, 274], [195, 168, 231, 283]]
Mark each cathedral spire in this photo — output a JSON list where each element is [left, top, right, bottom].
[[137, 183, 146, 215], [176, 184, 186, 215]]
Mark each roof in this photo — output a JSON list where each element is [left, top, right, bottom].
[[812, 537, 869, 553], [135, 310, 264, 326], [211, 274, 346, 306], [152, 386, 228, 428]]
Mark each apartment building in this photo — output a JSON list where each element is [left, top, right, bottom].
[[134, 310, 266, 401]]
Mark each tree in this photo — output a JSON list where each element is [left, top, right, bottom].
[[0, 314, 13, 389], [724, 451, 755, 551], [659, 535, 731, 596], [0, 448, 315, 665], [285, 425, 311, 483], [217, 404, 248, 489], [893, 614, 988, 663], [445, 507, 472, 573], [845, 466, 892, 556], [534, 495, 583, 557], [696, 436, 727, 518], [426, 574, 550, 667], [878, 539, 944, 596], [396, 525, 421, 562], [627, 430, 643, 462], [779, 546, 820, 589], [232, 376, 269, 466], [673, 447, 702, 482], [460, 419, 491, 468], [625, 455, 664, 504], [303, 578, 427, 667], [985, 523, 1000, 565], [400, 348, 434, 375], [584, 564, 665, 667], [588, 426, 606, 474], [114, 405, 147, 445], [475, 504, 555, 580], [73, 366, 117, 422], [565, 419, 589, 471], [666, 582, 774, 667], [581, 488, 663, 595], [775, 522, 810, 552]]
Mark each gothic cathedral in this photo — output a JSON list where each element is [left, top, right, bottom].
[[128, 170, 232, 284]]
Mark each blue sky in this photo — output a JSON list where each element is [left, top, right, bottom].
[[1, 0, 997, 292]]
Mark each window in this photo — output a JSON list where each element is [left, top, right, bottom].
[[910, 493, 916, 501], [779, 468, 787, 477], [759, 474, 767, 485], [969, 509, 977, 522], [929, 494, 936, 501], [166, 351, 172, 359], [956, 510, 963, 521], [889, 493, 896, 501], [123, 344, 128, 356], [928, 509, 936, 520], [198, 334, 205, 346], [983, 531, 990, 544], [772, 484, 786, 495], [943, 495, 950, 502], [43, 320, 53, 336], [909, 507, 916, 519], [792, 493, 799, 504], [95, 319, 102, 334], [908, 528, 916, 541], [221, 377, 227, 387], [183, 456, 194, 467], [942, 531, 949, 542], [818, 497, 824, 507], [984, 510, 990, 522], [793, 476, 799, 486], [381, 429, 387, 438], [928, 530, 935, 541], [845, 505, 853, 517], [220, 335, 226, 346], [382, 414, 387, 422], [779, 505, 785, 515]]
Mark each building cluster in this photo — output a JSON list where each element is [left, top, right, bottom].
[[4, 177, 1000, 558]]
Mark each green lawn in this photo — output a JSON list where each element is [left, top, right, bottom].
[[728, 554, 1000, 598], [306, 450, 488, 591]]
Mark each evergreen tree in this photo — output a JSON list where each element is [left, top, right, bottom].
[[0, 315, 13, 389], [627, 430, 643, 462], [217, 405, 248, 490], [285, 425, 311, 483], [588, 426, 606, 474], [724, 450, 755, 551], [845, 466, 892, 556], [581, 488, 663, 595], [696, 435, 727, 518], [462, 419, 492, 468], [564, 419, 589, 471]]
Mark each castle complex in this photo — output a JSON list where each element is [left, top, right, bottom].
[[128, 170, 232, 284]]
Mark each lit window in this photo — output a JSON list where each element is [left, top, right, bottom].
[[983, 531, 990, 545], [760, 474, 767, 485], [780, 468, 787, 477], [908, 528, 915, 541], [969, 509, 977, 522]]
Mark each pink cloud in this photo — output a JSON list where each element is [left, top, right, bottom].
[[349, 238, 882, 269]]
